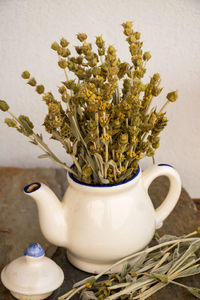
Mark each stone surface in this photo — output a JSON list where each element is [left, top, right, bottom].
[[0, 169, 200, 299], [0, 167, 68, 270]]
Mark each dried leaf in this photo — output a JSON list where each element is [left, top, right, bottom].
[[94, 153, 104, 177], [176, 264, 200, 278], [118, 168, 134, 182], [133, 253, 147, 271], [169, 240, 200, 274], [120, 261, 129, 277], [151, 260, 173, 275], [38, 153, 49, 159], [80, 290, 98, 300], [36, 133, 43, 141], [108, 276, 156, 300], [73, 140, 79, 155], [85, 154, 98, 174], [125, 274, 134, 282], [29, 140, 38, 145], [158, 235, 179, 244], [98, 172, 110, 184]]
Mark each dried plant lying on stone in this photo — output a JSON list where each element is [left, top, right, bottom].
[[0, 21, 178, 185], [59, 228, 200, 300]]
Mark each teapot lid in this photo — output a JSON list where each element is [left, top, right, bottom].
[[1, 243, 64, 295]]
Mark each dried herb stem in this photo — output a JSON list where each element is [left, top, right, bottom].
[[58, 286, 84, 300], [151, 252, 170, 272], [64, 68, 69, 82], [145, 79, 161, 115], [162, 230, 198, 254], [159, 100, 170, 114], [7, 110, 77, 176], [95, 112, 100, 145], [132, 282, 166, 299]]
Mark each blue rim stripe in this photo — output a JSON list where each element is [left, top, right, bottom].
[[158, 163, 174, 168], [24, 182, 41, 193], [68, 165, 140, 187]]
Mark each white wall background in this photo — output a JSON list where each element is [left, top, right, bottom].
[[0, 0, 200, 197]]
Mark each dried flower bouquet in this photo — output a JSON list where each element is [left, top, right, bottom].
[[0, 21, 178, 185]]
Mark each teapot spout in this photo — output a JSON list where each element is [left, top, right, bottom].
[[24, 182, 68, 247]]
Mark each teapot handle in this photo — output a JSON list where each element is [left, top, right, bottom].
[[142, 164, 181, 229]]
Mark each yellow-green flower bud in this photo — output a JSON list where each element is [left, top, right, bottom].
[[152, 141, 160, 149], [123, 78, 131, 89], [134, 32, 141, 40], [58, 59, 68, 69], [51, 42, 59, 51], [57, 46, 63, 55], [120, 133, 128, 144], [146, 147, 154, 157], [126, 35, 136, 44], [153, 73, 160, 82], [75, 46, 83, 55], [58, 47, 71, 57], [36, 85, 45, 94], [143, 52, 151, 61], [21, 70, 30, 79], [92, 66, 101, 76], [130, 160, 138, 169], [0, 100, 9, 111], [43, 92, 54, 104], [113, 118, 120, 128], [129, 44, 138, 56], [89, 57, 98, 67], [19, 115, 34, 135], [76, 56, 83, 65], [60, 37, 69, 48], [122, 21, 133, 29], [96, 36, 105, 48], [62, 48, 71, 57], [77, 33, 87, 42], [98, 48, 105, 56], [107, 45, 116, 55], [124, 27, 133, 36], [62, 92, 70, 103], [152, 86, 163, 97], [132, 58, 143, 67], [118, 62, 129, 79], [27, 77, 36, 86], [167, 90, 178, 102], [4, 118, 17, 128], [58, 86, 66, 94], [82, 165, 92, 177], [62, 80, 76, 90]]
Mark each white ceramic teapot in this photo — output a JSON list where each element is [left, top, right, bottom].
[[24, 164, 181, 273]]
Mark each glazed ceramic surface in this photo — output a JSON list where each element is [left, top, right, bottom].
[[24, 164, 181, 273], [1, 244, 64, 300]]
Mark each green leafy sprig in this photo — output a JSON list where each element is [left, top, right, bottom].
[[58, 228, 200, 300]]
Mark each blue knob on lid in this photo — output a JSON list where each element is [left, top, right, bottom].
[[24, 243, 45, 257]]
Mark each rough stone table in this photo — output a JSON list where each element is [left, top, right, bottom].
[[0, 167, 200, 300]]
